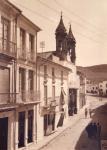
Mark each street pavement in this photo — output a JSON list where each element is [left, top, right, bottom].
[[38, 96, 107, 150]]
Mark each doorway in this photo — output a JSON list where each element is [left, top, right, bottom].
[[18, 111, 25, 148], [0, 117, 8, 150]]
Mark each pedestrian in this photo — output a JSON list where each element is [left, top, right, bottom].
[[97, 122, 101, 139], [89, 108, 92, 118], [85, 108, 88, 118], [86, 122, 93, 138], [93, 122, 97, 139]]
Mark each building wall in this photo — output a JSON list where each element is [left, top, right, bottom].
[[37, 58, 69, 140]]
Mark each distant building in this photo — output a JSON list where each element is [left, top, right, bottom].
[[86, 80, 99, 94], [99, 81, 107, 97], [77, 71, 86, 109]]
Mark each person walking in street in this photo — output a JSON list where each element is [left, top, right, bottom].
[[89, 108, 92, 118], [85, 108, 88, 118], [86, 122, 93, 138], [93, 122, 97, 139], [97, 122, 101, 139]]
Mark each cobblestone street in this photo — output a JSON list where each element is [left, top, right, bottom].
[[38, 96, 107, 150]]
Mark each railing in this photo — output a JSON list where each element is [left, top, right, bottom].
[[0, 91, 40, 105], [43, 97, 59, 107], [18, 49, 26, 60], [0, 93, 16, 104], [17, 91, 40, 103], [27, 52, 36, 63], [0, 38, 16, 58]]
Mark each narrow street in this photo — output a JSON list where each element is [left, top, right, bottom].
[[39, 96, 107, 150]]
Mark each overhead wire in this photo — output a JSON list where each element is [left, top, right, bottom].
[[37, 0, 107, 44], [11, 0, 106, 45], [54, 0, 107, 36]]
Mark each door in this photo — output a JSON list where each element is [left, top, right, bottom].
[[0, 117, 8, 150], [18, 112, 25, 148], [28, 110, 33, 143]]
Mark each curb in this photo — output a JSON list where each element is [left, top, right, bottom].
[[35, 111, 84, 150]]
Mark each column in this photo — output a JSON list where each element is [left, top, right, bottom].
[[0, 15, 2, 48], [26, 33, 29, 59], [33, 105, 36, 143], [17, 27, 20, 58], [16, 66, 20, 103], [25, 69, 29, 102], [24, 110, 28, 148], [15, 112, 18, 150]]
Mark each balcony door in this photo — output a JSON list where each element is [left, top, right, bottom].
[[19, 68, 25, 101], [28, 110, 33, 143], [0, 117, 8, 150], [0, 66, 10, 103], [18, 112, 25, 148], [1, 17, 10, 52]]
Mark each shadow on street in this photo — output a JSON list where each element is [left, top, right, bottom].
[[75, 103, 107, 150]]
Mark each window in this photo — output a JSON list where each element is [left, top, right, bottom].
[[1, 17, 10, 50], [28, 70, 34, 91], [20, 28, 26, 53], [61, 71, 63, 85], [52, 68, 54, 77], [52, 68, 55, 83], [19, 68, 25, 92], [44, 65, 47, 75], [52, 86, 55, 101], [29, 34, 34, 53], [44, 65, 47, 81], [44, 85, 47, 105]]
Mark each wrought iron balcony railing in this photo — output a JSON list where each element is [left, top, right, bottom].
[[0, 93, 16, 104], [0, 38, 16, 58], [17, 91, 40, 103], [43, 97, 59, 108], [18, 49, 27, 60], [0, 91, 40, 105], [27, 52, 36, 63]]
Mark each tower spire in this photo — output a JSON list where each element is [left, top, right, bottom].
[[68, 24, 75, 42]]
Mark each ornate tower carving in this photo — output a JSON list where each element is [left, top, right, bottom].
[[67, 24, 76, 64], [55, 13, 68, 60]]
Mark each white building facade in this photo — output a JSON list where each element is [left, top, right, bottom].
[[99, 81, 107, 97], [36, 54, 70, 139]]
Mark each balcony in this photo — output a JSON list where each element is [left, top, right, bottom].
[[0, 38, 16, 59], [0, 93, 16, 105], [18, 49, 27, 60], [27, 52, 36, 63], [43, 97, 58, 108], [17, 91, 40, 103]]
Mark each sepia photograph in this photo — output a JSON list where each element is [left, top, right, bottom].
[[0, 0, 107, 149]]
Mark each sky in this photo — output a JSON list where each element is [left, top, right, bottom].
[[10, 0, 107, 66]]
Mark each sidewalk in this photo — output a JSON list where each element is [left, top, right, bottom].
[[29, 107, 86, 150]]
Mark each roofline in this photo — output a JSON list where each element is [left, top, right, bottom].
[[37, 55, 72, 72], [21, 14, 41, 32], [6, 0, 22, 13]]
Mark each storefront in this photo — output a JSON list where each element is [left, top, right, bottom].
[[41, 106, 56, 136], [68, 88, 77, 116]]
